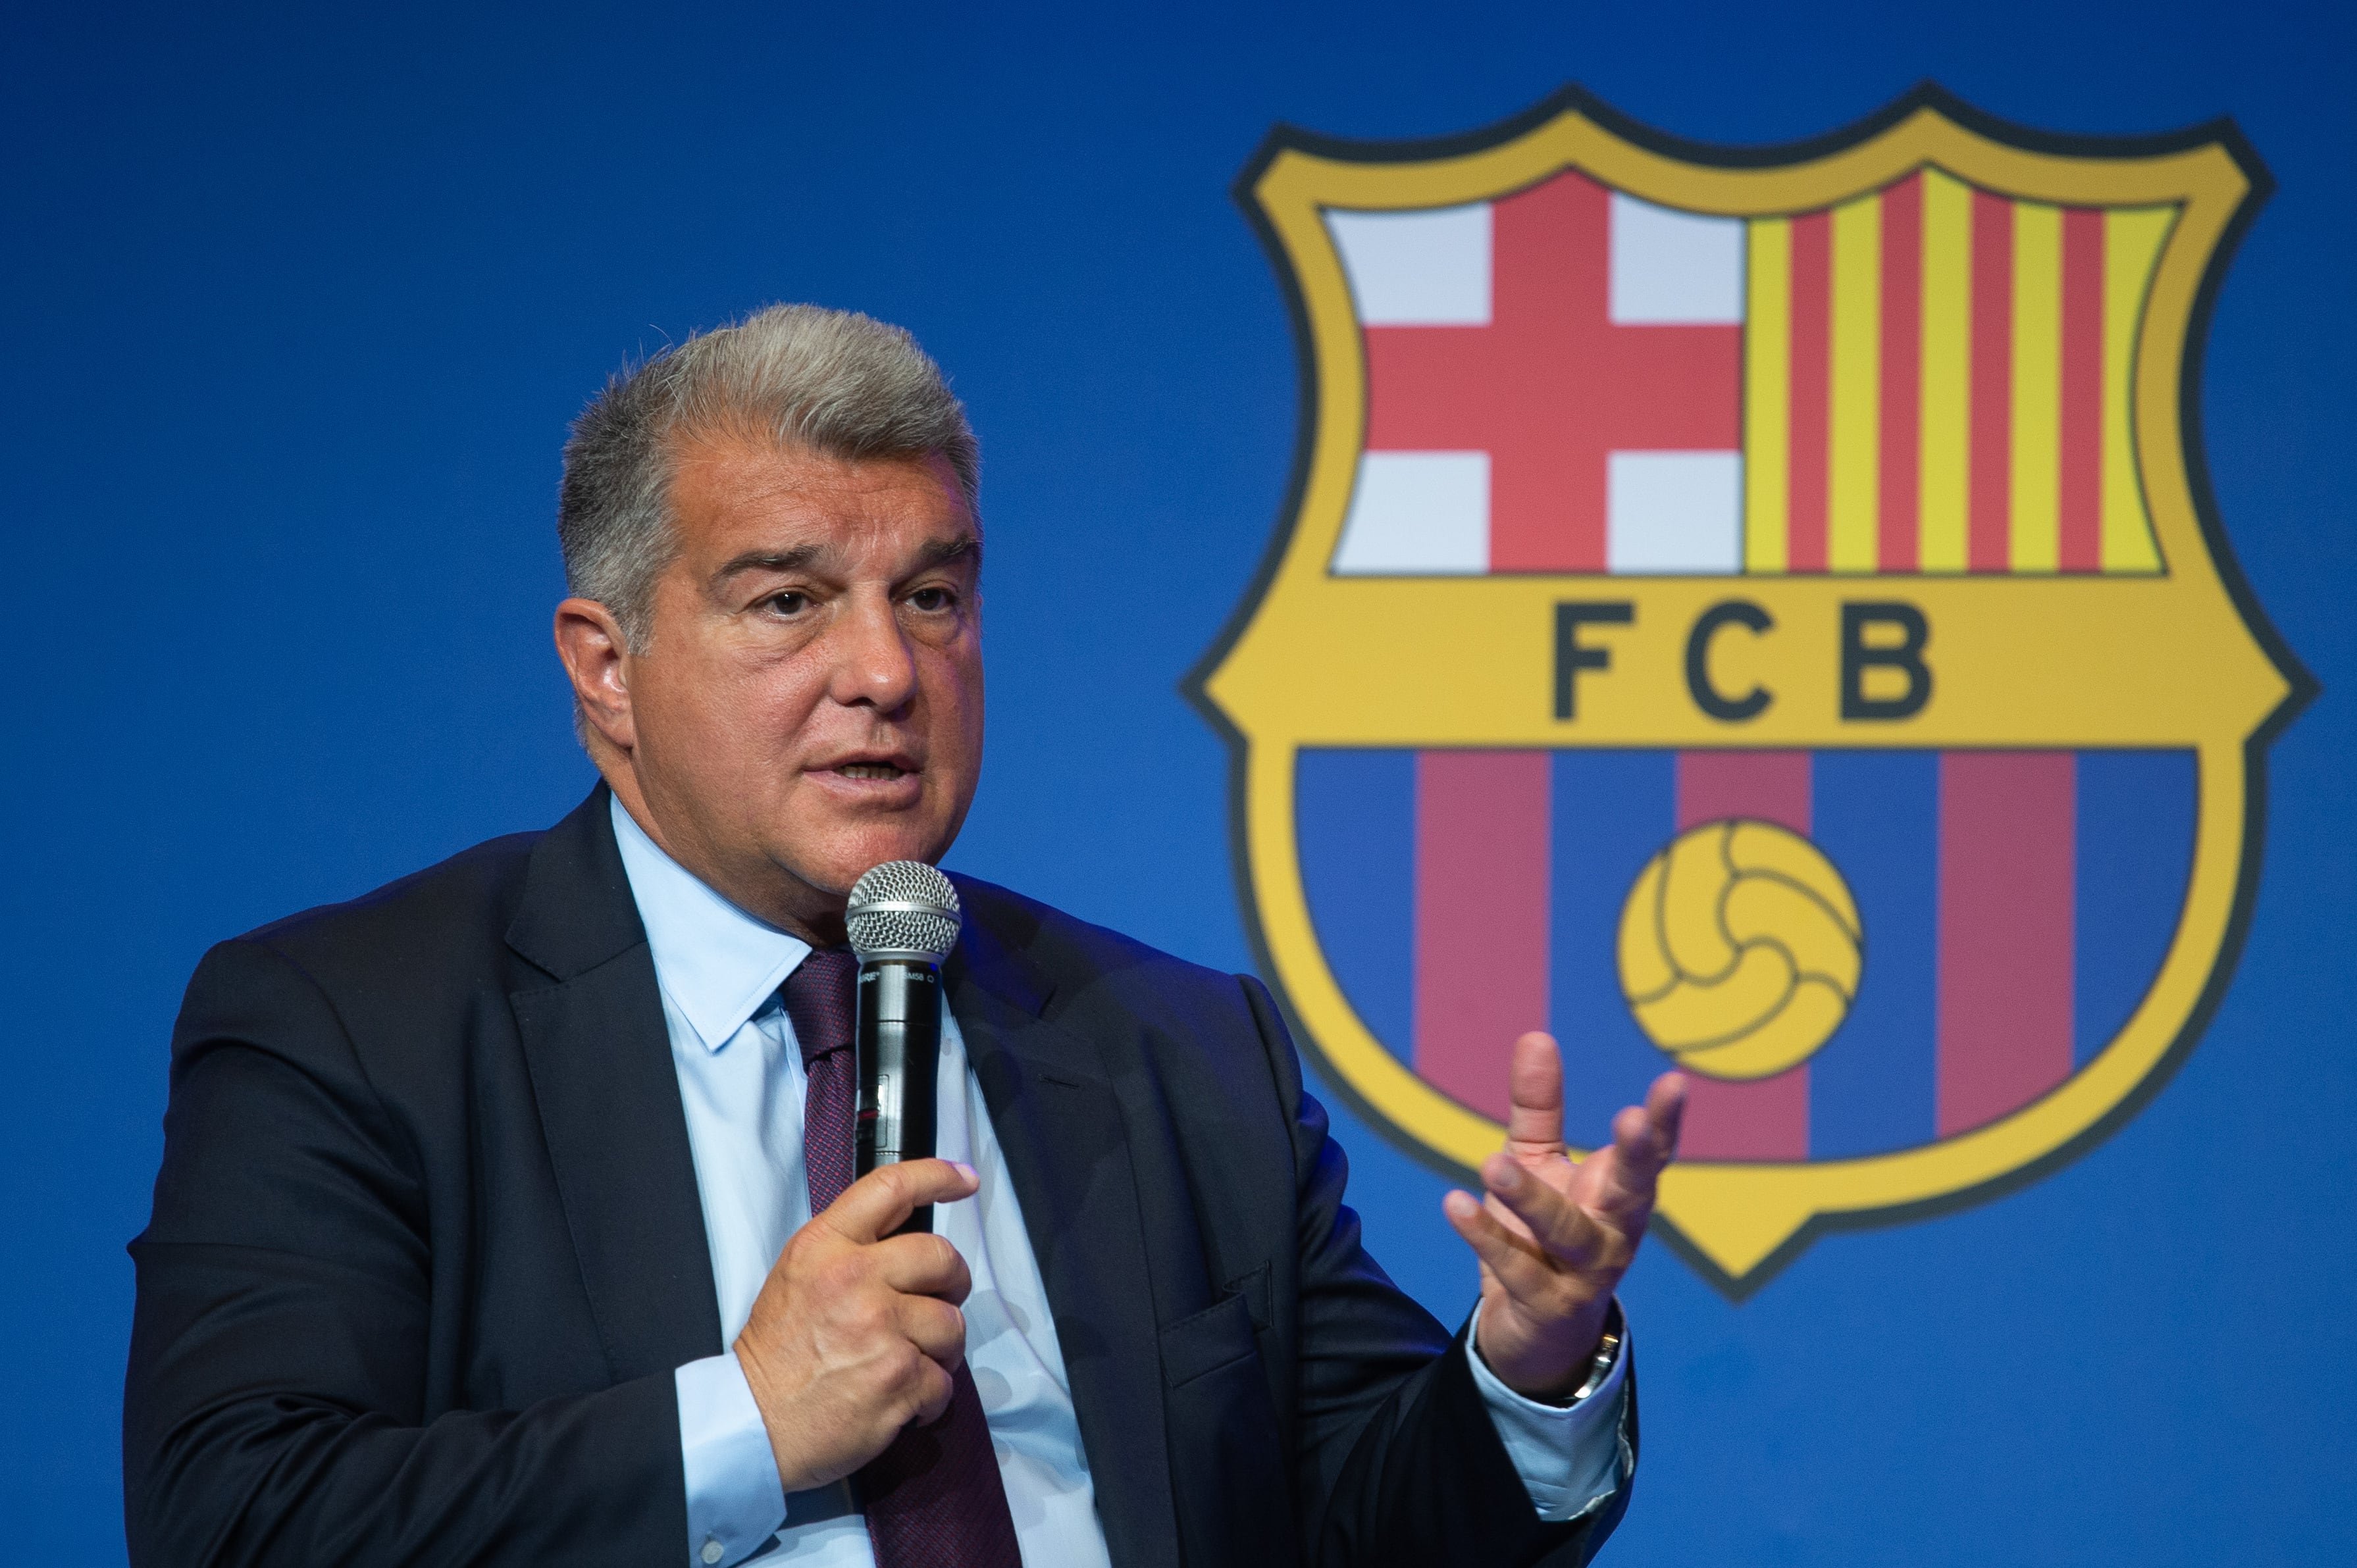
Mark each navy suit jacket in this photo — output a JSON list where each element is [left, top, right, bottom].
[[125, 786, 1635, 1565]]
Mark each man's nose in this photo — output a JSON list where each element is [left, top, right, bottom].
[[827, 590, 919, 713]]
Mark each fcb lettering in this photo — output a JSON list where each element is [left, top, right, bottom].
[[1547, 597, 1934, 724], [1188, 86, 2310, 1296]]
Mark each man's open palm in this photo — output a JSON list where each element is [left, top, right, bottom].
[[1442, 1034, 1686, 1400]]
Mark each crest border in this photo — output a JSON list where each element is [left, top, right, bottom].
[[1181, 82, 2317, 1298]]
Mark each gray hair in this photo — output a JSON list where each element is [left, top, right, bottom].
[[557, 303, 980, 650]]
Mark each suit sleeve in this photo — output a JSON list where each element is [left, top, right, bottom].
[[1235, 977, 1637, 1568], [122, 939, 686, 1568]]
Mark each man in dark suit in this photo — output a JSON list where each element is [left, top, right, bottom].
[[126, 305, 1684, 1567]]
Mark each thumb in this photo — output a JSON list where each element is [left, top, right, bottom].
[[1505, 1032, 1566, 1154], [820, 1158, 979, 1244]]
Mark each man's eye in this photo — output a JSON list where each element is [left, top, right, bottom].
[[908, 587, 955, 612], [766, 592, 811, 615]]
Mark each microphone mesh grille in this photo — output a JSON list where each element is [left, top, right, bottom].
[[845, 860, 962, 962]]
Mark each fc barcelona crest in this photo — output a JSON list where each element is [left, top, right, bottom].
[[1186, 86, 2313, 1295]]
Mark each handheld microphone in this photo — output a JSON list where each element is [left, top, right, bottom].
[[844, 861, 962, 1236]]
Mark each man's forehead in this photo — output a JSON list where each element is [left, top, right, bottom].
[[670, 437, 979, 563]]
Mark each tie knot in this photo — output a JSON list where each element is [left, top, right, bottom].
[[782, 947, 858, 1067]]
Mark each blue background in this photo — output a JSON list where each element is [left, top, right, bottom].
[[6, 2, 2351, 1561]]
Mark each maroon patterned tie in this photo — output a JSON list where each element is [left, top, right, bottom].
[[783, 948, 1023, 1568]]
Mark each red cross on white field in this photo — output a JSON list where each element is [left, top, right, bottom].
[[1340, 170, 1744, 574]]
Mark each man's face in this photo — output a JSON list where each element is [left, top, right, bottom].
[[594, 436, 984, 935]]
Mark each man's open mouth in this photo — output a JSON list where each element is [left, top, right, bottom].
[[836, 762, 909, 780]]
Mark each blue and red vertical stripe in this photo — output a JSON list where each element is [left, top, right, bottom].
[[1294, 747, 2193, 1160]]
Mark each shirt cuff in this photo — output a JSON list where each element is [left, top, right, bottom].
[[1464, 1298, 1634, 1523], [677, 1350, 787, 1567]]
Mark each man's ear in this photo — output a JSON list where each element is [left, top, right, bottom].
[[554, 598, 638, 754]]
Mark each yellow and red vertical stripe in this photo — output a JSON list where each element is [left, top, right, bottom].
[[1744, 171, 2172, 575]]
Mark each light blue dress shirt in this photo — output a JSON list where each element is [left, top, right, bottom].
[[610, 797, 1629, 1568]]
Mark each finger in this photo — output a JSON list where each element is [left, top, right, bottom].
[[1504, 1032, 1566, 1153], [1443, 1189, 1565, 1303], [908, 1357, 957, 1429], [896, 1296, 968, 1370], [1481, 1152, 1611, 1267], [1645, 1071, 1688, 1153], [1591, 1073, 1686, 1223], [821, 1159, 979, 1244], [873, 1230, 973, 1305]]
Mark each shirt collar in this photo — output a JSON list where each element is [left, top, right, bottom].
[[609, 793, 812, 1053]]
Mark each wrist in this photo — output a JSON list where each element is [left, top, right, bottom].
[[1476, 1296, 1621, 1404], [733, 1332, 809, 1492], [1560, 1298, 1624, 1405]]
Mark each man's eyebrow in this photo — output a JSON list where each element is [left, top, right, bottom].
[[713, 545, 825, 582], [711, 534, 980, 586], [911, 535, 983, 574]]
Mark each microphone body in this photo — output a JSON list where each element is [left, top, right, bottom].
[[845, 861, 964, 1239], [854, 956, 943, 1233]]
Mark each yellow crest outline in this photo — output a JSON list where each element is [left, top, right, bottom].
[[1184, 85, 2314, 1295]]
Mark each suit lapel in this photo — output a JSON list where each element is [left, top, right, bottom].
[[507, 786, 723, 1382], [948, 915, 1181, 1568]]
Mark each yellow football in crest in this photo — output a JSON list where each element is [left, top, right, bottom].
[[1617, 820, 1864, 1080]]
